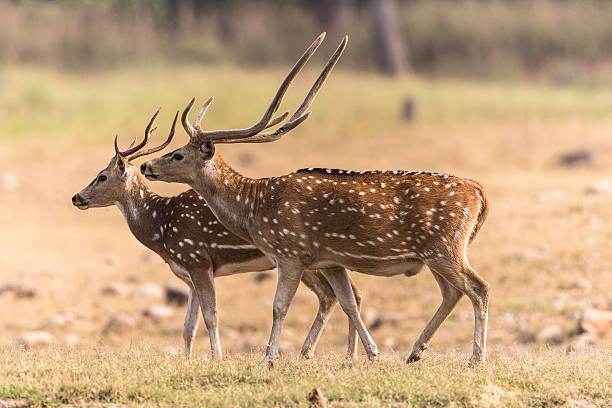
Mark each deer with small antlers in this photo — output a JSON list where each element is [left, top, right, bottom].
[[72, 110, 365, 360], [141, 33, 490, 365]]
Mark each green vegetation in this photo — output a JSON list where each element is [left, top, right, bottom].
[[3, 0, 612, 79], [1, 347, 610, 407]]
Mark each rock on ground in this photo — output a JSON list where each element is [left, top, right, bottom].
[[142, 304, 175, 323], [535, 325, 565, 344], [165, 281, 189, 306], [39, 311, 78, 329], [15, 331, 53, 349], [579, 308, 612, 338], [370, 312, 404, 331], [254, 269, 276, 283], [584, 180, 612, 194], [101, 282, 131, 297], [308, 388, 328, 408], [63, 334, 80, 346], [104, 314, 136, 334], [135, 283, 163, 298], [0, 281, 37, 298]]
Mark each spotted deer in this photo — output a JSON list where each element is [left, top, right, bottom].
[[71, 110, 364, 360], [142, 33, 491, 365]]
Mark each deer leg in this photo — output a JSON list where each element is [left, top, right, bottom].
[[299, 270, 338, 359], [427, 259, 490, 365], [407, 271, 462, 363], [189, 265, 222, 360], [348, 278, 363, 359], [265, 264, 304, 363], [183, 287, 201, 358], [322, 266, 379, 361]]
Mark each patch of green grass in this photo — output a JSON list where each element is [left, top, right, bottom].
[[0, 346, 610, 407], [3, 64, 612, 147]]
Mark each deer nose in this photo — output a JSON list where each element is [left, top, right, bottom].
[[71, 194, 79, 204], [140, 163, 148, 174]]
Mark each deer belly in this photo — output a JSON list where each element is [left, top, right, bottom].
[[351, 259, 424, 277], [214, 255, 274, 277], [312, 257, 424, 278]]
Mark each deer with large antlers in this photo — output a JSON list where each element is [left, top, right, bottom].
[[141, 33, 490, 365], [72, 110, 365, 360]]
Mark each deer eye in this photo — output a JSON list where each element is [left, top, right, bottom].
[[172, 153, 184, 161], [97, 175, 107, 182]]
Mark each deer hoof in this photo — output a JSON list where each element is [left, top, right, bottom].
[[406, 353, 421, 364]]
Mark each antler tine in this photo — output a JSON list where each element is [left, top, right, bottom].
[[200, 32, 326, 142], [219, 112, 312, 144], [193, 97, 214, 132], [289, 35, 347, 122], [119, 108, 161, 157], [126, 134, 138, 149], [264, 111, 290, 130], [128, 112, 179, 161], [114, 135, 121, 156], [182, 98, 197, 139], [216, 35, 347, 145]]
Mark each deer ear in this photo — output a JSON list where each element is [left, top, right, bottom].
[[200, 140, 215, 161], [115, 154, 128, 178]]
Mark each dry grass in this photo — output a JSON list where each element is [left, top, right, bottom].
[[1, 64, 612, 406], [1, 347, 610, 407]]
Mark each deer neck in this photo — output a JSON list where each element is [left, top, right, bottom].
[[115, 169, 168, 253], [190, 154, 257, 242]]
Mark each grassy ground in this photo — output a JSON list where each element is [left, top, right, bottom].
[[1, 347, 610, 407], [1, 63, 612, 406]]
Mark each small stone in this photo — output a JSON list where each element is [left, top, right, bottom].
[[165, 281, 189, 306], [63, 334, 80, 346], [382, 337, 396, 348], [104, 253, 120, 266], [584, 180, 612, 195], [241, 338, 267, 352], [279, 341, 295, 354], [2, 172, 18, 192], [579, 308, 612, 338], [567, 278, 592, 291], [567, 333, 596, 353], [16, 331, 53, 349], [141, 250, 161, 263], [101, 282, 131, 297], [535, 325, 565, 344], [142, 304, 175, 323], [370, 313, 404, 331], [104, 314, 136, 334], [558, 149, 594, 167], [135, 283, 163, 298], [361, 307, 378, 325], [0, 281, 39, 298], [254, 269, 276, 283], [39, 311, 76, 329], [0, 399, 28, 408], [511, 248, 549, 262], [308, 388, 328, 408], [534, 189, 565, 202]]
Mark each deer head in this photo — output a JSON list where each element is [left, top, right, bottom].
[[72, 110, 178, 209], [140, 33, 347, 185]]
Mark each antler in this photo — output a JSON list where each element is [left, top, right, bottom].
[[217, 35, 348, 144], [115, 108, 160, 157], [128, 112, 178, 161], [182, 32, 341, 144], [114, 109, 178, 161]]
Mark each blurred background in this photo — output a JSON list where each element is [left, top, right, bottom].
[[1, 0, 612, 358]]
